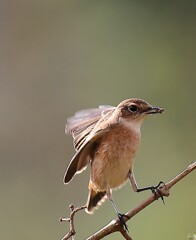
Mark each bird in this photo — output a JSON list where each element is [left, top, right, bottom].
[[63, 98, 164, 228]]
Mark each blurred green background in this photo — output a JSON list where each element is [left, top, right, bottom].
[[0, 1, 195, 239]]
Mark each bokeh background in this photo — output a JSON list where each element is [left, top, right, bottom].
[[0, 1, 196, 239]]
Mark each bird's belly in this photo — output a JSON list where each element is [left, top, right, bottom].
[[106, 155, 133, 189], [91, 149, 136, 191], [91, 126, 140, 191]]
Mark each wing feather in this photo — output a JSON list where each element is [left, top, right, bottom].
[[64, 127, 108, 183], [64, 105, 116, 183], [65, 105, 115, 150]]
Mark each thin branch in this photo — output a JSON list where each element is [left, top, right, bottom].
[[60, 204, 86, 240], [120, 228, 133, 240], [61, 161, 196, 240], [167, 161, 196, 189]]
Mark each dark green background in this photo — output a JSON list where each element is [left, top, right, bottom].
[[0, 1, 195, 239]]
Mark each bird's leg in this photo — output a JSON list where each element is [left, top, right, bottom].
[[128, 171, 165, 203], [106, 189, 129, 231]]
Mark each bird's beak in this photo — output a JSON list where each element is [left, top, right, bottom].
[[146, 106, 164, 114]]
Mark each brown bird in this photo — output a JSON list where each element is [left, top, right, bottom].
[[64, 98, 164, 228]]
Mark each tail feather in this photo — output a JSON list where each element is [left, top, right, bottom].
[[86, 189, 106, 214]]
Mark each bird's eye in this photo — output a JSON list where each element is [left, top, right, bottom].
[[128, 105, 138, 113]]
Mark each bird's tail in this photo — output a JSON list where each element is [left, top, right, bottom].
[[85, 188, 107, 214]]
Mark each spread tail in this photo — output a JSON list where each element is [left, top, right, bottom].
[[85, 189, 106, 214]]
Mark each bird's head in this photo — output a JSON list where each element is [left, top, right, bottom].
[[116, 98, 164, 129]]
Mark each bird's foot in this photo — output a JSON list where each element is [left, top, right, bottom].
[[117, 213, 130, 231], [150, 181, 166, 204]]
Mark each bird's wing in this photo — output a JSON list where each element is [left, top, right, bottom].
[[64, 105, 116, 184], [64, 127, 108, 183], [65, 105, 115, 150]]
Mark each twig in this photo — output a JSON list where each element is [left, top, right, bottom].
[[60, 204, 86, 240], [120, 228, 133, 240], [61, 161, 196, 240]]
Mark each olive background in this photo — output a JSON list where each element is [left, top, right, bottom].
[[0, 1, 196, 239]]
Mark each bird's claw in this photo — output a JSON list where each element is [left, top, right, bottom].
[[150, 181, 165, 204], [118, 213, 129, 232]]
